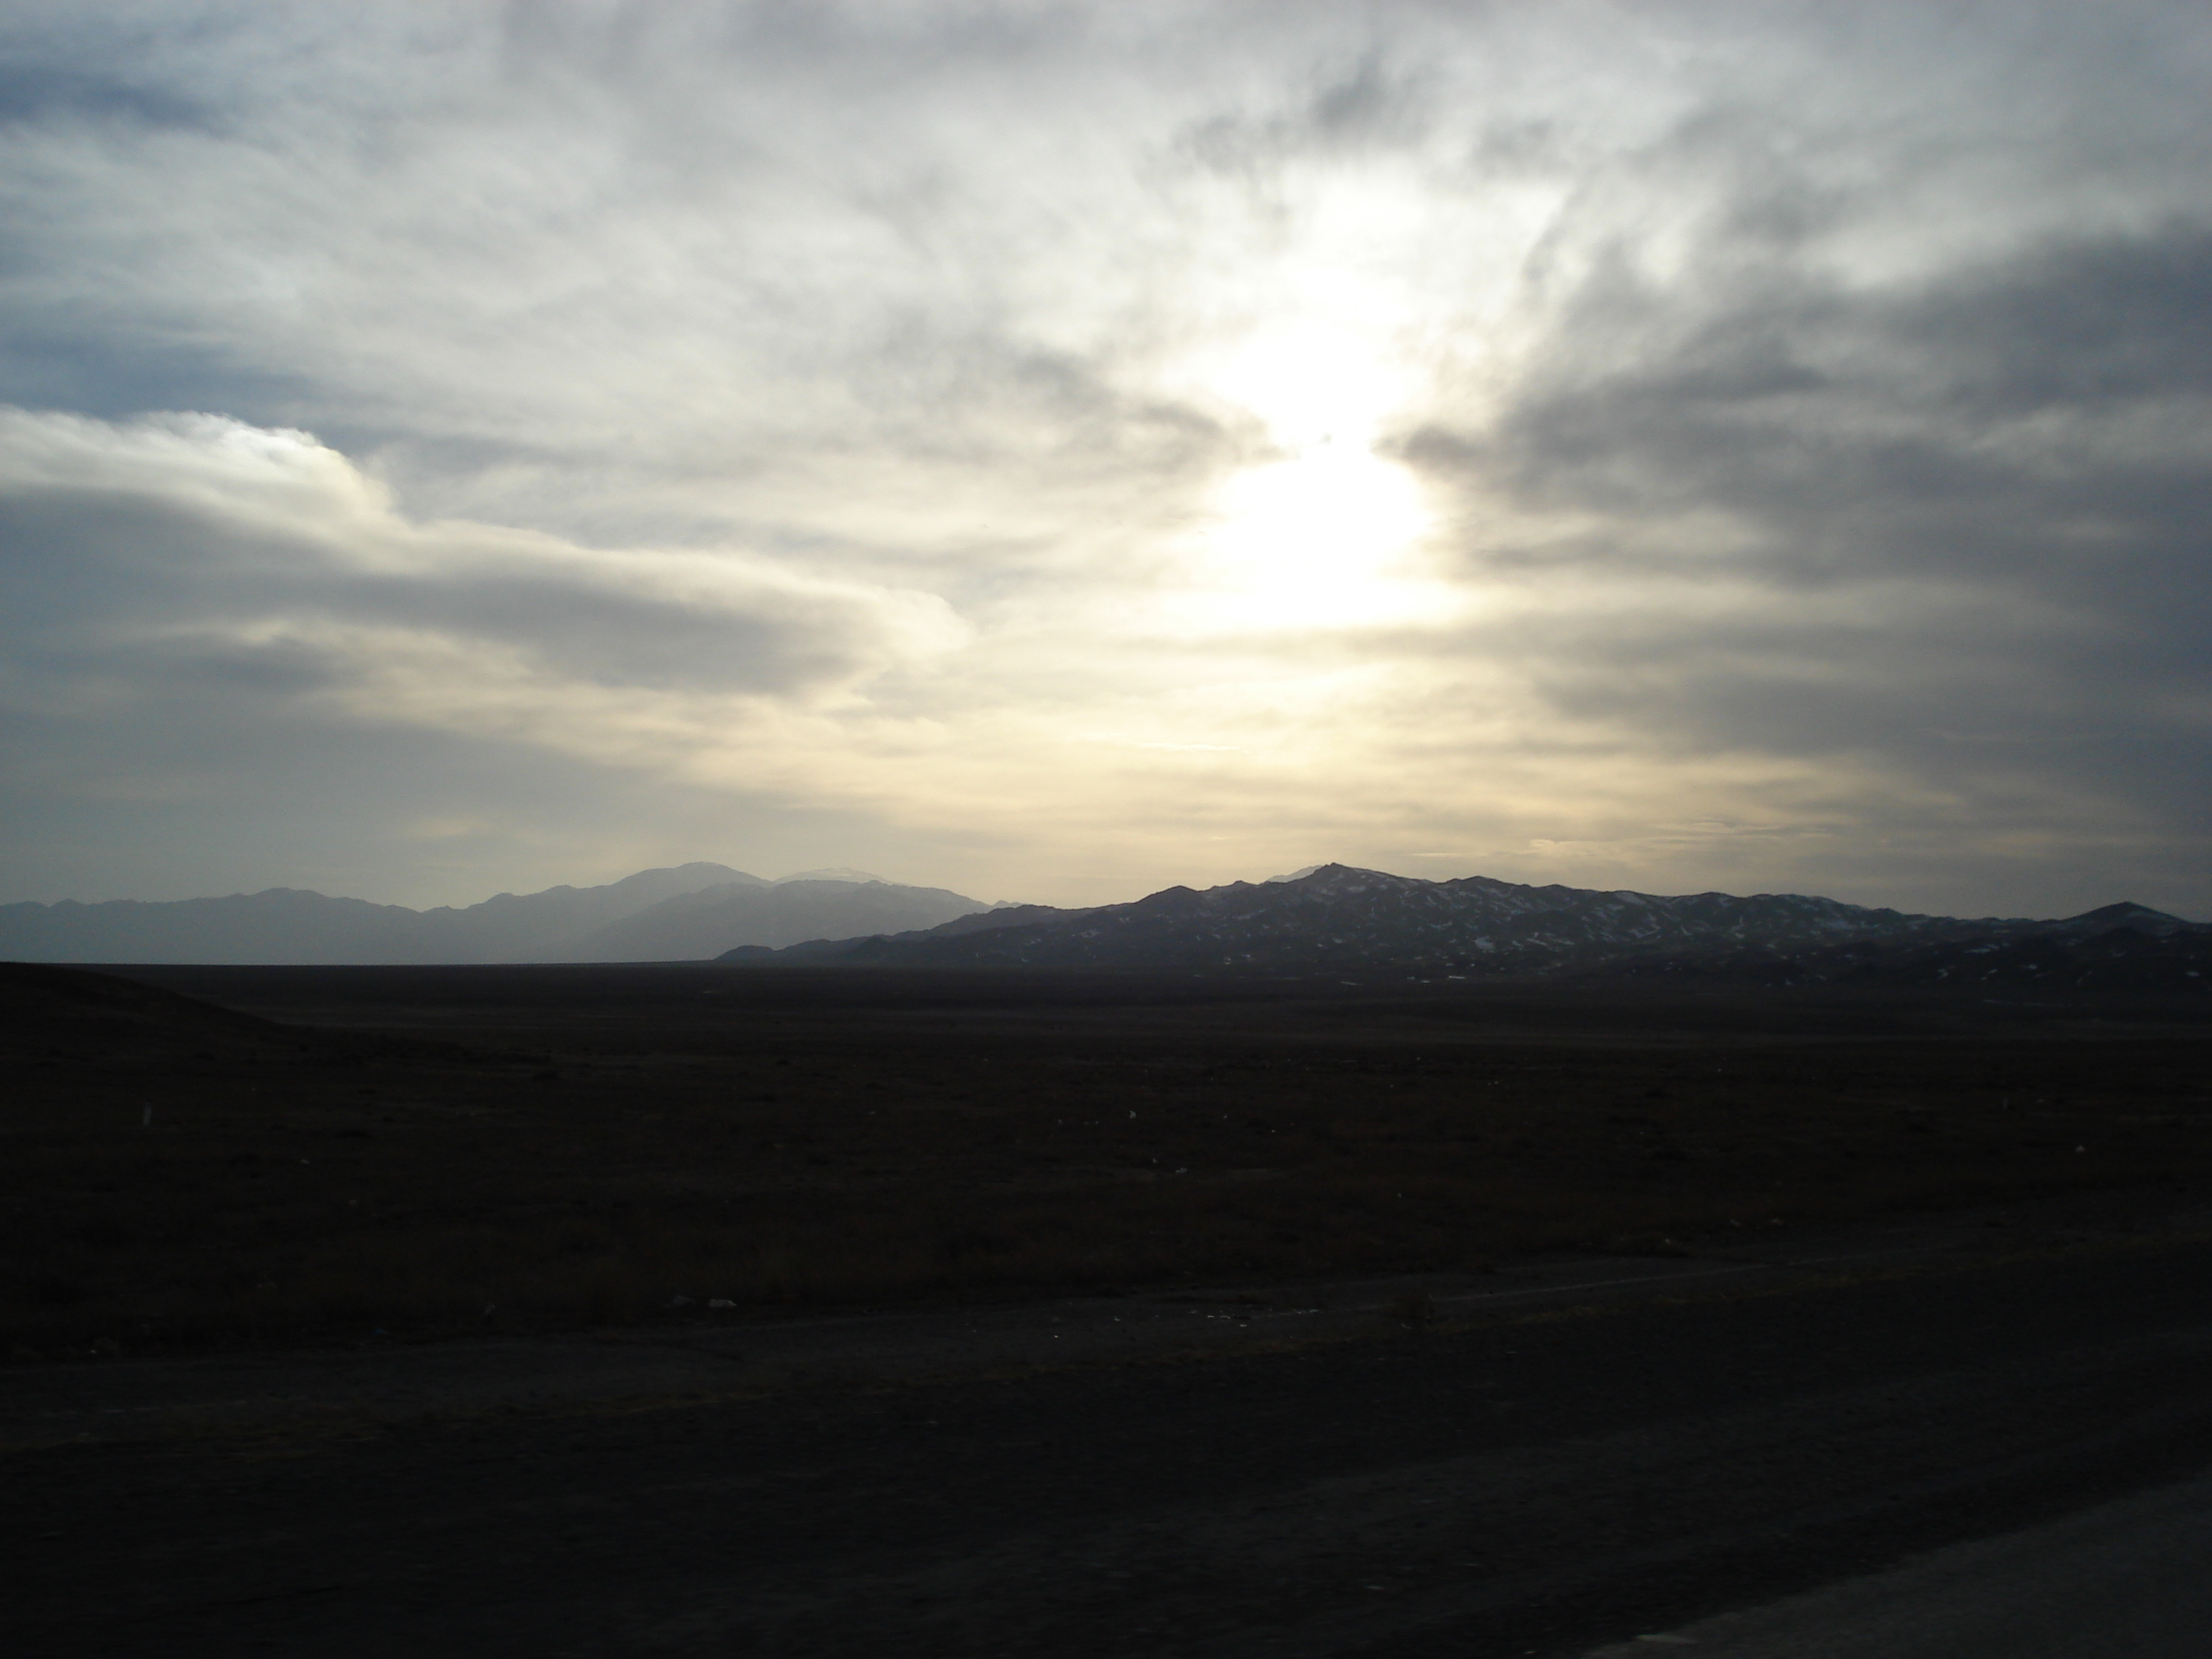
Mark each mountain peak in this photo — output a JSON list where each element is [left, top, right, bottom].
[[607, 861, 765, 891], [1265, 863, 1404, 886], [2053, 901, 2191, 935]]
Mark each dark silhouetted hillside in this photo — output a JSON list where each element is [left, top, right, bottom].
[[723, 864, 2208, 991]]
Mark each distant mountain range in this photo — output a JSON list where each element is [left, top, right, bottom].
[[7, 860, 2203, 989], [0, 865, 997, 964], [724, 863, 2211, 993]]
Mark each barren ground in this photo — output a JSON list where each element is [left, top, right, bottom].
[[7, 963, 2210, 1356], [6, 965, 2212, 1655]]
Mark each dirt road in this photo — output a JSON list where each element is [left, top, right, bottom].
[[9, 1192, 2212, 1657], [1582, 1462, 2212, 1657]]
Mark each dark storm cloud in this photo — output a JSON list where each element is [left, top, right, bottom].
[[1462, 220, 2212, 557], [1401, 189, 2212, 853]]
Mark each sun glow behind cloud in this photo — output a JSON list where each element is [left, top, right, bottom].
[[1193, 439, 1442, 630], [1176, 276, 1449, 631], [1142, 142, 1526, 639]]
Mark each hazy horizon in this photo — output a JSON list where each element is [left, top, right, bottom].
[[7, 856, 2198, 927], [1, 860, 999, 910], [4, 4, 2208, 920]]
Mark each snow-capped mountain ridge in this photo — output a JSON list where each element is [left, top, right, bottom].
[[731, 863, 2203, 987]]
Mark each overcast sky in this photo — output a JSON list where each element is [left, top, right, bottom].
[[2, 1, 2207, 917]]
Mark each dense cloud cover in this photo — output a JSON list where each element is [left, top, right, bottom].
[[1, 1, 2206, 916]]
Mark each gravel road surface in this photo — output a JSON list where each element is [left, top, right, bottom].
[[9, 1195, 2212, 1658]]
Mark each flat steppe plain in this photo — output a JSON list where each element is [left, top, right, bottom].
[[6, 964, 2212, 1654]]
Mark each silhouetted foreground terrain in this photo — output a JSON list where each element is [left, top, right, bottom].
[[9, 963, 2212, 1657], [6, 960, 2208, 1358], [9, 1188, 2212, 1657]]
